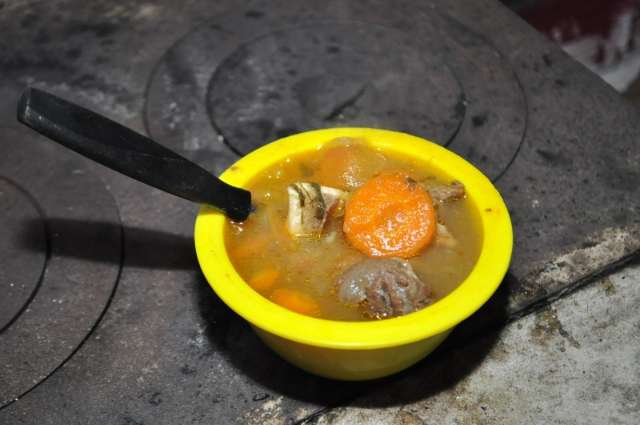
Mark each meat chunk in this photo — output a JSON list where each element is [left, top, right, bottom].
[[337, 258, 433, 319], [427, 181, 465, 203], [286, 182, 347, 237]]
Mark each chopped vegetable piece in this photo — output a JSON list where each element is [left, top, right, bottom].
[[248, 269, 280, 291], [270, 288, 321, 316], [435, 223, 458, 249], [315, 144, 362, 190], [343, 173, 436, 258], [230, 234, 270, 259], [427, 181, 465, 203], [266, 203, 294, 249], [286, 182, 346, 237], [315, 140, 387, 190], [320, 186, 349, 217]]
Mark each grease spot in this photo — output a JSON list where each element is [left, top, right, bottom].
[[180, 364, 196, 375], [20, 14, 39, 28], [65, 21, 119, 38], [33, 29, 51, 44], [394, 410, 426, 424], [245, 10, 264, 19], [472, 114, 487, 127], [601, 277, 617, 296], [536, 149, 569, 167], [531, 307, 581, 349], [149, 391, 162, 406], [65, 47, 82, 60], [252, 393, 269, 401], [555, 79, 566, 87]]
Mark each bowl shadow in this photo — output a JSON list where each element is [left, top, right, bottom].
[[18, 217, 512, 412], [192, 268, 513, 410], [348, 273, 513, 409], [18, 218, 196, 270]]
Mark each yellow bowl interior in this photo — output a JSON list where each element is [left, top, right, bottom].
[[194, 128, 512, 350]]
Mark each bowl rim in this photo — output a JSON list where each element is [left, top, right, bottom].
[[195, 127, 513, 350]]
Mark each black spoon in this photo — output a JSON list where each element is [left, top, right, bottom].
[[17, 88, 252, 222]]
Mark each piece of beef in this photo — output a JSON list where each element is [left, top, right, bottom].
[[427, 181, 465, 203], [337, 258, 433, 319]]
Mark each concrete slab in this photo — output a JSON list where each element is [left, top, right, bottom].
[[305, 263, 640, 425]]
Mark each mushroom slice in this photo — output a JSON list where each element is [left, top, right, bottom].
[[287, 182, 346, 237]]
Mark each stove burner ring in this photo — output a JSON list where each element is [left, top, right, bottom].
[[0, 177, 48, 333], [145, 9, 526, 182], [0, 127, 122, 409], [206, 22, 466, 156]]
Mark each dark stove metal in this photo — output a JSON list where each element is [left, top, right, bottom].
[[0, 175, 45, 334], [206, 21, 465, 155], [0, 126, 122, 408], [145, 6, 527, 181], [1, 0, 639, 424]]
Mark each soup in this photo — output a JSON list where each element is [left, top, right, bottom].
[[225, 137, 482, 321]]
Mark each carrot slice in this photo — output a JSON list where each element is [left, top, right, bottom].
[[315, 141, 386, 190], [343, 172, 436, 258], [230, 234, 270, 259], [248, 269, 280, 291], [270, 288, 321, 316], [315, 144, 361, 190]]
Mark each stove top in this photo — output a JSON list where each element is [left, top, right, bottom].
[[1, 0, 639, 423]]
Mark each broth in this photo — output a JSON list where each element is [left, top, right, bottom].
[[225, 138, 483, 321]]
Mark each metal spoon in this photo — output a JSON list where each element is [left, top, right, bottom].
[[17, 88, 251, 222]]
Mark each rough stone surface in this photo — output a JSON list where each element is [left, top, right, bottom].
[[310, 264, 640, 425]]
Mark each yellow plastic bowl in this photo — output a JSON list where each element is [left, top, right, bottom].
[[194, 128, 512, 380]]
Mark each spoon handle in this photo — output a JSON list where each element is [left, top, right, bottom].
[[17, 88, 251, 221]]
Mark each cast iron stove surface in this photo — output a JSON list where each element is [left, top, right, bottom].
[[1, 0, 639, 424], [0, 127, 122, 407], [145, 6, 526, 181]]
